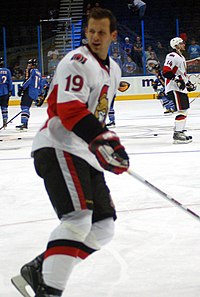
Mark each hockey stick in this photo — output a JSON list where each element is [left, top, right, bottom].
[[127, 168, 200, 222], [186, 57, 200, 64], [190, 93, 200, 104], [0, 111, 22, 130]]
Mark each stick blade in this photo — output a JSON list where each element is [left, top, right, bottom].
[[11, 275, 34, 297]]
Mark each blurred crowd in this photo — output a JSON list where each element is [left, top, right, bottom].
[[8, 0, 200, 80], [109, 35, 200, 76]]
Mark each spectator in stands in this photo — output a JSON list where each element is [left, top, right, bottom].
[[122, 55, 137, 76], [155, 41, 168, 67], [83, 3, 92, 23], [187, 38, 200, 60], [128, 0, 146, 20], [133, 35, 143, 71], [94, 2, 101, 7], [11, 62, 24, 80], [111, 51, 123, 70], [145, 45, 159, 62], [47, 48, 59, 59], [180, 33, 188, 43], [123, 37, 133, 60], [145, 45, 159, 73], [110, 37, 121, 57], [48, 50, 60, 76]]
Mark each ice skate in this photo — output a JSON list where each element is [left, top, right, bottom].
[[11, 253, 63, 297], [106, 120, 115, 128], [11, 253, 44, 297], [16, 123, 28, 131], [164, 108, 174, 115], [3, 119, 7, 129], [173, 131, 192, 144], [35, 284, 62, 297], [20, 253, 44, 291]]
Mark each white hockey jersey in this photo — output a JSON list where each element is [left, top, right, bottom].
[[31, 45, 121, 171], [163, 51, 189, 94]]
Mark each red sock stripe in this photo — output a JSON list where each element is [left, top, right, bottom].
[[44, 246, 79, 259], [78, 250, 90, 260], [114, 144, 124, 151], [175, 114, 186, 121]]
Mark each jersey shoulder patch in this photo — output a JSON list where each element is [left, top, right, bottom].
[[169, 53, 175, 57], [71, 53, 88, 64]]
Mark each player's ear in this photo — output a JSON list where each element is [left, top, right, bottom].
[[111, 30, 118, 42], [85, 27, 88, 38]]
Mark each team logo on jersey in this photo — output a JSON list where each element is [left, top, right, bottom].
[[94, 85, 109, 124], [118, 81, 130, 92], [71, 54, 87, 64]]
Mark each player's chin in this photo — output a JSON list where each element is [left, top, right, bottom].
[[91, 44, 101, 52]]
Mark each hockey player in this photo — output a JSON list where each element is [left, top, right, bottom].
[[106, 95, 116, 127], [151, 64, 175, 114], [11, 7, 129, 297], [0, 57, 13, 128], [16, 58, 42, 130], [163, 37, 196, 144], [35, 75, 52, 107]]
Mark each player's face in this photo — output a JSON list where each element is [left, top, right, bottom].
[[177, 42, 185, 52], [86, 18, 117, 60]]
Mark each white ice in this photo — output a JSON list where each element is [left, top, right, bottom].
[[1, 98, 200, 297]]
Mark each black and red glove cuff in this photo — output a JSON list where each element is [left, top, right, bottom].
[[72, 114, 107, 144]]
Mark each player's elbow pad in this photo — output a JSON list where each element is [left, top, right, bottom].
[[163, 71, 175, 80], [72, 114, 107, 144]]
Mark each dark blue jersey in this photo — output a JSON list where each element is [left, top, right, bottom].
[[154, 70, 165, 88], [22, 68, 42, 100], [0, 67, 13, 96]]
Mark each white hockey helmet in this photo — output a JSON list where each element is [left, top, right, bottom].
[[170, 37, 184, 49]]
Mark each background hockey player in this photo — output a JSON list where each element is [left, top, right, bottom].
[[11, 7, 129, 297], [106, 95, 116, 127], [151, 64, 175, 114], [0, 57, 13, 128], [163, 37, 196, 144], [16, 58, 42, 130], [35, 75, 52, 107]]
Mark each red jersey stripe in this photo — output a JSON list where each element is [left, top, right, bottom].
[[57, 100, 91, 131], [63, 151, 87, 209]]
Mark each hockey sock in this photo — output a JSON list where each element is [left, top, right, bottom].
[[42, 210, 92, 291], [174, 111, 187, 131]]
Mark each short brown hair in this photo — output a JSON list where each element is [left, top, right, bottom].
[[87, 7, 117, 33]]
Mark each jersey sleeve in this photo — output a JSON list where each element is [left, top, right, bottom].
[[7, 69, 13, 91], [163, 53, 178, 79], [22, 69, 33, 89]]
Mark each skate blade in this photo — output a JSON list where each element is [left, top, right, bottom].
[[173, 139, 192, 144], [11, 275, 35, 297], [16, 129, 28, 132]]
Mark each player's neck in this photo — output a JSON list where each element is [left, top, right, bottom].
[[176, 49, 183, 56]]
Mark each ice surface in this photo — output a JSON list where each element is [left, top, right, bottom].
[[1, 99, 200, 297]]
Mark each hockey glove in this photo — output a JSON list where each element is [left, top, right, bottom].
[[89, 131, 129, 174], [152, 81, 158, 91], [157, 91, 165, 99], [17, 86, 24, 97], [174, 75, 185, 90], [35, 95, 45, 107], [186, 80, 196, 92]]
